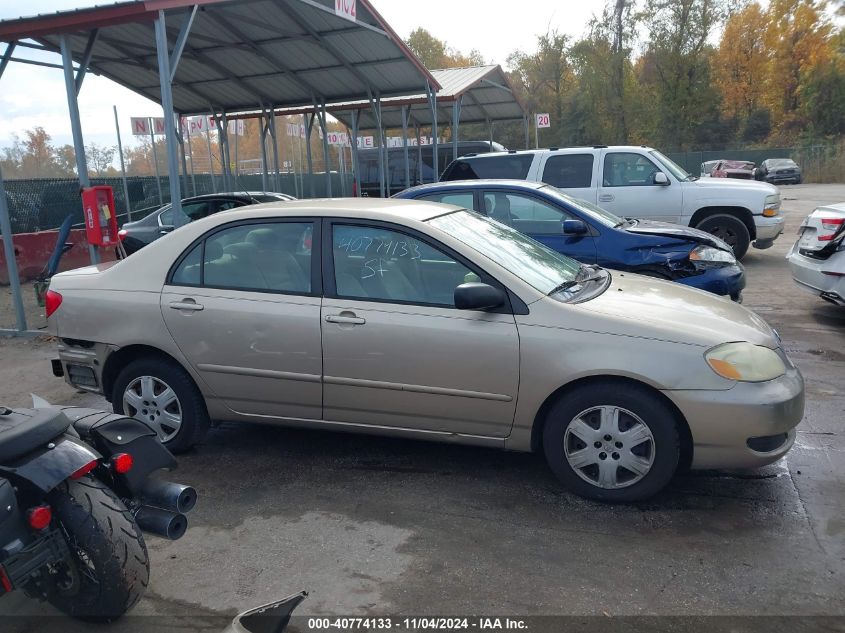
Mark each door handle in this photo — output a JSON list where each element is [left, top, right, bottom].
[[169, 300, 204, 312], [598, 194, 615, 202], [325, 314, 365, 325]]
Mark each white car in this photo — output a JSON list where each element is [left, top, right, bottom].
[[441, 146, 784, 259], [787, 203, 845, 306]]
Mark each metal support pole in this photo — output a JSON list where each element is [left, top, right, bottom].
[[426, 82, 439, 182], [234, 119, 240, 178], [488, 120, 494, 147], [178, 117, 189, 199], [205, 126, 217, 193], [535, 115, 539, 149], [0, 165, 27, 332], [317, 101, 332, 196], [214, 111, 230, 192], [269, 110, 280, 191], [154, 11, 183, 224], [304, 114, 315, 198], [113, 105, 132, 221], [187, 132, 196, 196], [382, 123, 389, 197], [259, 108, 269, 192], [415, 124, 423, 184], [401, 105, 410, 190], [60, 35, 97, 264], [523, 115, 530, 150], [371, 96, 386, 197], [150, 122, 163, 204], [452, 96, 462, 166], [350, 110, 361, 197]]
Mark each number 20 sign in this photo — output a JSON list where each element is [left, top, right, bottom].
[[536, 113, 551, 128]]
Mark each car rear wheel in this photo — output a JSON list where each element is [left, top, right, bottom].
[[696, 214, 750, 259], [112, 357, 209, 453], [542, 382, 681, 502]]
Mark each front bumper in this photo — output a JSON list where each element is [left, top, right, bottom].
[[678, 263, 745, 301], [753, 214, 785, 245], [662, 365, 804, 470], [787, 247, 845, 305]]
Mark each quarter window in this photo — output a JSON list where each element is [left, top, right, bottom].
[[603, 152, 661, 187], [542, 154, 594, 188], [170, 222, 312, 294], [331, 224, 476, 306]]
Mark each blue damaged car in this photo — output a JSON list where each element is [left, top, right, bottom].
[[395, 180, 745, 301]]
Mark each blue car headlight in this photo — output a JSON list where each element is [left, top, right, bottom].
[[689, 245, 736, 268]]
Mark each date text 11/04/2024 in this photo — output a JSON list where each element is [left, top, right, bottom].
[[307, 617, 529, 630]]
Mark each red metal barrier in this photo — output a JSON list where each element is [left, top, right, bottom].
[[0, 229, 116, 285]]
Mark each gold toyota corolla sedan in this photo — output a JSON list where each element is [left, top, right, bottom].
[[46, 199, 804, 502]]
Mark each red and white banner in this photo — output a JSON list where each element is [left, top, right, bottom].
[[335, 0, 356, 21]]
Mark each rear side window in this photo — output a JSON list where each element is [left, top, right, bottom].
[[442, 155, 534, 181], [542, 154, 594, 188], [170, 222, 313, 294]]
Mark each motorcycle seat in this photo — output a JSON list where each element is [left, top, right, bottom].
[[0, 408, 72, 462]]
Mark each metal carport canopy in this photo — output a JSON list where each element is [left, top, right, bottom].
[[0, 0, 441, 114], [261, 65, 526, 128]]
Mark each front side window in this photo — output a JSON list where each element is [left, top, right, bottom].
[[331, 224, 476, 306], [171, 222, 312, 294], [603, 153, 661, 187], [482, 192, 572, 235], [542, 154, 594, 188]]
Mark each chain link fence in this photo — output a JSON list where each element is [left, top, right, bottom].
[[1, 172, 352, 235], [666, 143, 845, 183]]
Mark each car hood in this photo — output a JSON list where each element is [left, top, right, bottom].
[[691, 177, 777, 196], [577, 271, 777, 348], [624, 220, 732, 251]]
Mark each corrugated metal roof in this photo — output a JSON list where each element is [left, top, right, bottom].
[[0, 0, 440, 114], [258, 64, 527, 129]]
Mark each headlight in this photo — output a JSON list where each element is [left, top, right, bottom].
[[705, 342, 786, 382], [763, 194, 781, 217], [689, 245, 736, 266]]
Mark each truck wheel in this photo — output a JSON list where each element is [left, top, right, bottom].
[[46, 476, 149, 621], [112, 357, 209, 453], [695, 214, 750, 259], [542, 382, 681, 503]]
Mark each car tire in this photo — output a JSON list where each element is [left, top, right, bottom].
[[695, 214, 750, 259], [542, 382, 681, 503], [112, 357, 209, 453]]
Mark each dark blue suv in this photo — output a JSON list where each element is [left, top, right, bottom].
[[395, 180, 745, 301]]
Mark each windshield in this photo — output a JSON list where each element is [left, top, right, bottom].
[[769, 159, 797, 167], [649, 150, 691, 181], [541, 185, 621, 227], [428, 210, 581, 294]]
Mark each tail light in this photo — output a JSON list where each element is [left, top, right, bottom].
[[45, 290, 62, 318], [819, 217, 844, 240], [69, 459, 98, 480], [118, 229, 128, 241], [0, 567, 12, 593], [111, 452, 134, 474], [27, 505, 52, 530]]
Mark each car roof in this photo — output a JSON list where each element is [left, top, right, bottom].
[[399, 180, 547, 195], [183, 191, 291, 202], [192, 197, 456, 225], [452, 145, 656, 160]]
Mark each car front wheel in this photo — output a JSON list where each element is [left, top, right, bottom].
[[695, 214, 750, 259], [542, 382, 681, 502], [112, 357, 209, 453]]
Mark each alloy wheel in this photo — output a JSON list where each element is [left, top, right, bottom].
[[123, 375, 182, 442], [563, 405, 655, 489]]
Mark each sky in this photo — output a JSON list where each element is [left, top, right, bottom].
[[0, 0, 607, 151]]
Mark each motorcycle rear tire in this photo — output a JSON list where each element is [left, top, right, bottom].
[[46, 476, 150, 621]]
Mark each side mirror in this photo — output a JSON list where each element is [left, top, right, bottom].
[[454, 282, 505, 311], [653, 172, 669, 185], [159, 225, 175, 234], [562, 219, 588, 235]]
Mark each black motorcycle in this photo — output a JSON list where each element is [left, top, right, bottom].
[[0, 402, 197, 621]]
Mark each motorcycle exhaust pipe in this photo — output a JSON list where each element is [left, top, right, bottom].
[[135, 505, 188, 540], [138, 479, 197, 514]]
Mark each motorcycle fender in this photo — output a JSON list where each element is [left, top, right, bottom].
[[0, 437, 101, 495]]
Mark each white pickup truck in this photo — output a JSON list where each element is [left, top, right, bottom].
[[440, 145, 785, 258]]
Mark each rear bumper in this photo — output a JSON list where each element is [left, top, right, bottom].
[[787, 248, 845, 303], [663, 365, 804, 470], [55, 340, 109, 395], [678, 264, 745, 300]]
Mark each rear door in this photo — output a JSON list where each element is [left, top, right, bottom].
[[161, 218, 322, 420], [537, 152, 598, 203], [597, 150, 683, 223]]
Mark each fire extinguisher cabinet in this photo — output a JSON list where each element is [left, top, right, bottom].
[[81, 186, 118, 247]]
